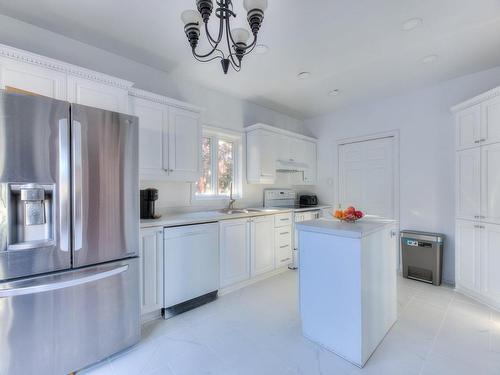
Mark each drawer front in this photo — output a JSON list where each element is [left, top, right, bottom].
[[276, 226, 292, 247], [275, 213, 293, 227], [276, 244, 293, 267]]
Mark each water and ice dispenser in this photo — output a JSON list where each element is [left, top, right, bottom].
[[7, 183, 55, 250]]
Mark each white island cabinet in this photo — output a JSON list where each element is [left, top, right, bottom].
[[297, 218, 398, 368]]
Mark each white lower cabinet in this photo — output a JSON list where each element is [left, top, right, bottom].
[[250, 215, 276, 276], [219, 218, 251, 288], [456, 219, 500, 307], [164, 223, 219, 308], [139, 227, 164, 316], [220, 215, 279, 288], [275, 225, 293, 268]]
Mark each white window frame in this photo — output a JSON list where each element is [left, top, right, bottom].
[[192, 125, 243, 201]]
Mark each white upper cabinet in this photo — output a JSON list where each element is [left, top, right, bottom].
[[481, 96, 500, 146], [0, 59, 67, 100], [455, 105, 481, 150], [481, 143, 500, 224], [130, 89, 202, 182], [131, 96, 167, 177], [250, 215, 275, 277], [67, 75, 130, 113], [167, 107, 201, 181], [246, 128, 277, 184], [245, 124, 317, 185], [456, 148, 481, 221]]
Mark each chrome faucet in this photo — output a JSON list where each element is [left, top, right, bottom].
[[228, 182, 236, 210]]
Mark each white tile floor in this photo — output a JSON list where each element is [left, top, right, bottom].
[[80, 271, 500, 375]]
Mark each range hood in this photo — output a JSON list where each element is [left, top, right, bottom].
[[276, 159, 309, 173]]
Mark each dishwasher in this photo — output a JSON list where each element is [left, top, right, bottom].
[[163, 222, 219, 318]]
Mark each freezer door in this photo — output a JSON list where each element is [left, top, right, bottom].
[[71, 104, 139, 267], [0, 91, 71, 281], [0, 258, 140, 375]]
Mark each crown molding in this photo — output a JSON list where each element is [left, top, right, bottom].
[[129, 87, 204, 113], [245, 123, 317, 142], [0, 43, 133, 89], [451, 86, 500, 113]]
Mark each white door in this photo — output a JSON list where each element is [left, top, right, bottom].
[[481, 97, 500, 146], [455, 105, 481, 150], [167, 106, 201, 181], [339, 137, 395, 219], [131, 97, 168, 179], [455, 220, 481, 293], [456, 148, 481, 221], [250, 215, 275, 276], [139, 227, 164, 316], [164, 223, 219, 307], [219, 219, 250, 287], [67, 76, 129, 113], [481, 143, 500, 224], [481, 223, 500, 300]]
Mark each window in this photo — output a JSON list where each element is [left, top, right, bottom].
[[194, 127, 241, 199]]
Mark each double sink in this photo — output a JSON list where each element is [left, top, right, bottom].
[[218, 208, 281, 215]]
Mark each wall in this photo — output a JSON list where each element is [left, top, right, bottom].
[[305, 66, 500, 284], [0, 15, 310, 210]]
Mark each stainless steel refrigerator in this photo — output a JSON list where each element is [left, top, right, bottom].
[[0, 91, 140, 375]]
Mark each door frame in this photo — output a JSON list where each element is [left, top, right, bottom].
[[336, 130, 400, 223]]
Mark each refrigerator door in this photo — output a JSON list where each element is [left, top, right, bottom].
[[0, 91, 71, 281], [71, 104, 139, 267], [0, 257, 140, 375]]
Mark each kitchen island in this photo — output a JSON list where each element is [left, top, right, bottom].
[[297, 218, 398, 367]]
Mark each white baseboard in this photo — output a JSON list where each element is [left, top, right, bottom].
[[455, 284, 500, 312]]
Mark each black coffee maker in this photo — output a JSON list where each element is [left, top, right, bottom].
[[140, 188, 160, 219]]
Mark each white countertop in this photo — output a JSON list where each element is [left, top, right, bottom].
[[140, 207, 294, 228], [296, 216, 396, 238]]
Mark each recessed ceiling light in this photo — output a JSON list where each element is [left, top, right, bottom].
[[422, 54, 438, 64], [328, 89, 340, 96], [402, 17, 423, 31], [254, 44, 269, 54], [297, 72, 311, 80]]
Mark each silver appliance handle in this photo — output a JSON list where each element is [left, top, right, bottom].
[[0, 265, 128, 298], [72, 120, 83, 252], [58, 118, 70, 252]]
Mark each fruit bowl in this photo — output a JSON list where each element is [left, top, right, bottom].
[[333, 206, 364, 223]]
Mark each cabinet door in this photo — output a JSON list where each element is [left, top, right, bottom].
[[481, 223, 500, 300], [167, 107, 201, 181], [275, 225, 293, 268], [303, 140, 317, 185], [220, 219, 250, 287], [456, 148, 481, 221], [139, 228, 164, 316], [164, 223, 219, 307], [481, 96, 500, 145], [251, 215, 275, 276], [455, 105, 481, 150], [455, 220, 481, 293], [131, 97, 168, 179], [246, 129, 276, 184], [481, 143, 500, 224], [0, 59, 66, 100], [67, 76, 129, 113]]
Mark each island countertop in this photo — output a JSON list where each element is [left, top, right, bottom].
[[296, 216, 396, 238]]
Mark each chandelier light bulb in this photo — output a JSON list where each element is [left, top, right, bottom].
[[181, 9, 202, 26], [243, 0, 268, 11], [232, 28, 251, 44]]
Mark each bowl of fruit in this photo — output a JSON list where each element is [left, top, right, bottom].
[[333, 206, 364, 223]]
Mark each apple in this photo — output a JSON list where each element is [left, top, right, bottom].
[[345, 206, 356, 215], [355, 211, 364, 219]]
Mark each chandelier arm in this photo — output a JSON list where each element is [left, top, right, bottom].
[[228, 58, 241, 72], [224, 16, 241, 68], [242, 40, 257, 56], [192, 48, 224, 62], [204, 14, 224, 46], [192, 43, 225, 59]]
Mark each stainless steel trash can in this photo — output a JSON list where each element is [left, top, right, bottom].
[[401, 230, 444, 286]]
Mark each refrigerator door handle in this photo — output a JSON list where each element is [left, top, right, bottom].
[[0, 265, 128, 298], [72, 120, 83, 252], [59, 118, 70, 252]]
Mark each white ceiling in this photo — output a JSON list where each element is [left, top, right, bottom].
[[1, 0, 500, 118]]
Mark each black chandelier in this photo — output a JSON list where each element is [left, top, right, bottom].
[[181, 0, 268, 74]]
